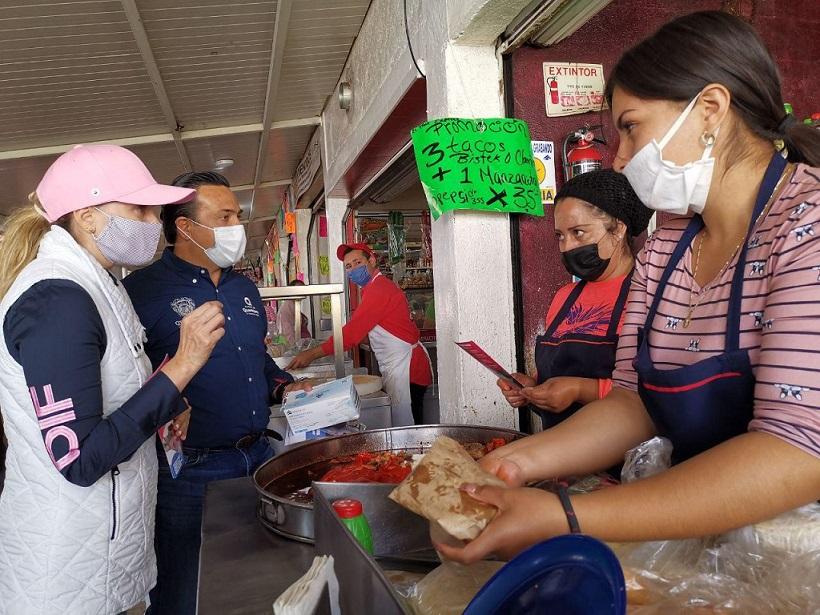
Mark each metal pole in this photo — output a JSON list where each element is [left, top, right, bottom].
[[330, 294, 345, 379], [293, 300, 302, 345]]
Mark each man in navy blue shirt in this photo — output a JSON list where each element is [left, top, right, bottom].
[[123, 171, 306, 615]]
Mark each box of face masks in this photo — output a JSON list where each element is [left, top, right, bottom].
[[282, 376, 361, 438]]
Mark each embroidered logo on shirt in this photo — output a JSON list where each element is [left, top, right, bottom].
[[665, 316, 681, 330], [748, 235, 761, 249], [774, 384, 810, 401], [792, 223, 815, 242], [686, 339, 701, 352], [749, 260, 766, 276], [171, 296, 196, 327], [242, 297, 260, 317], [789, 201, 813, 220], [748, 312, 775, 330]]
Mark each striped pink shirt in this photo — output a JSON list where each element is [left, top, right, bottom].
[[613, 163, 820, 459]]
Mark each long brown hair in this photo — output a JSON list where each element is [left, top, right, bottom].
[[605, 11, 820, 167], [0, 194, 70, 300]]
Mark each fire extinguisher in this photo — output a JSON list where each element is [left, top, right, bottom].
[[548, 77, 559, 105], [561, 125, 605, 181]]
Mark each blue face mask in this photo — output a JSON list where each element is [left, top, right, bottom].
[[347, 265, 372, 287]]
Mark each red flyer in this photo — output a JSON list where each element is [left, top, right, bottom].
[[456, 341, 525, 389]]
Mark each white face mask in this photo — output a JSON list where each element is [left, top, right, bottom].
[[180, 219, 247, 268], [623, 93, 719, 216]]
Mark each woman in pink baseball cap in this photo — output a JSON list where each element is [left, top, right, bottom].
[[0, 145, 225, 614]]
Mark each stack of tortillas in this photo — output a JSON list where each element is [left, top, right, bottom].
[[389, 436, 505, 541]]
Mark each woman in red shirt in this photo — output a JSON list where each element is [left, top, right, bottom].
[[497, 169, 652, 430]]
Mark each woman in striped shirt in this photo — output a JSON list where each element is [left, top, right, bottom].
[[438, 11, 820, 564]]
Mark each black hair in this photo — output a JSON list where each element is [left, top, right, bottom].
[[555, 168, 652, 238], [605, 11, 820, 167], [162, 171, 231, 244]]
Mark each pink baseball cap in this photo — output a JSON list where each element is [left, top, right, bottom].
[[36, 144, 196, 223]]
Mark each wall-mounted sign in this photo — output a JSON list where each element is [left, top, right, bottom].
[[543, 62, 605, 117], [411, 118, 543, 220], [531, 141, 557, 205], [293, 129, 322, 203]]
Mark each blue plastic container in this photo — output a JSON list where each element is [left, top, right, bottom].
[[464, 534, 626, 615]]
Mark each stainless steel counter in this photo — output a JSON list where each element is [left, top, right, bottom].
[[198, 476, 315, 615]]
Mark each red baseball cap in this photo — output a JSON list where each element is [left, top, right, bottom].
[[336, 242, 374, 261], [36, 144, 195, 223]]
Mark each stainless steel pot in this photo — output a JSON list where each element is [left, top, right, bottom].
[[253, 424, 523, 543]]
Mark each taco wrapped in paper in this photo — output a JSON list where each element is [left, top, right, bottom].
[[388, 436, 505, 541]]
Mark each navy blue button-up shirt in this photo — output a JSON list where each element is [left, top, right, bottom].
[[123, 249, 293, 448]]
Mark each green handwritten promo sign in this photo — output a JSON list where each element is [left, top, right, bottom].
[[411, 118, 543, 220]]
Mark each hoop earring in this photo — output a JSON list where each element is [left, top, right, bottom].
[[700, 131, 716, 147]]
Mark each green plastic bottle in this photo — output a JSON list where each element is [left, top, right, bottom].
[[332, 498, 374, 554]]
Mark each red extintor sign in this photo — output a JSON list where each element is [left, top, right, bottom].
[[543, 62, 606, 117]]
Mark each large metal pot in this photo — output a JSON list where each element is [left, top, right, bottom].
[[253, 424, 523, 543]]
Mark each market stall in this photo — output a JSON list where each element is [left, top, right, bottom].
[[346, 170, 440, 423], [199, 431, 820, 615]]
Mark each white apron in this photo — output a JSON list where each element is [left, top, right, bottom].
[[368, 325, 432, 426]]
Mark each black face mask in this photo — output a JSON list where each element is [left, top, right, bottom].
[[561, 243, 610, 281]]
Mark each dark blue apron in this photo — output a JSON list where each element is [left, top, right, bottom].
[[635, 153, 788, 464], [534, 275, 632, 429]]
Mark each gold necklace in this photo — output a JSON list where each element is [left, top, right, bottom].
[[682, 163, 793, 329], [684, 235, 742, 328]]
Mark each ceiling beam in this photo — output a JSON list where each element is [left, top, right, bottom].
[[120, 0, 192, 171], [0, 118, 321, 162], [251, 0, 294, 221], [241, 214, 279, 225], [231, 179, 292, 192]]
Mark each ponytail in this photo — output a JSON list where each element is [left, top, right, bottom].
[[782, 120, 820, 167], [0, 194, 69, 300]]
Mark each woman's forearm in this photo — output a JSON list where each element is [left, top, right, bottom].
[[500, 387, 656, 481], [575, 431, 820, 542], [576, 377, 601, 404]]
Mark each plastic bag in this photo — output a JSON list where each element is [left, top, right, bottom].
[[621, 436, 673, 484], [618, 507, 820, 612], [724, 502, 820, 558], [400, 561, 505, 615], [769, 549, 820, 613], [533, 473, 619, 496], [629, 572, 784, 614], [694, 541, 783, 588], [612, 538, 708, 581], [614, 439, 820, 612]]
